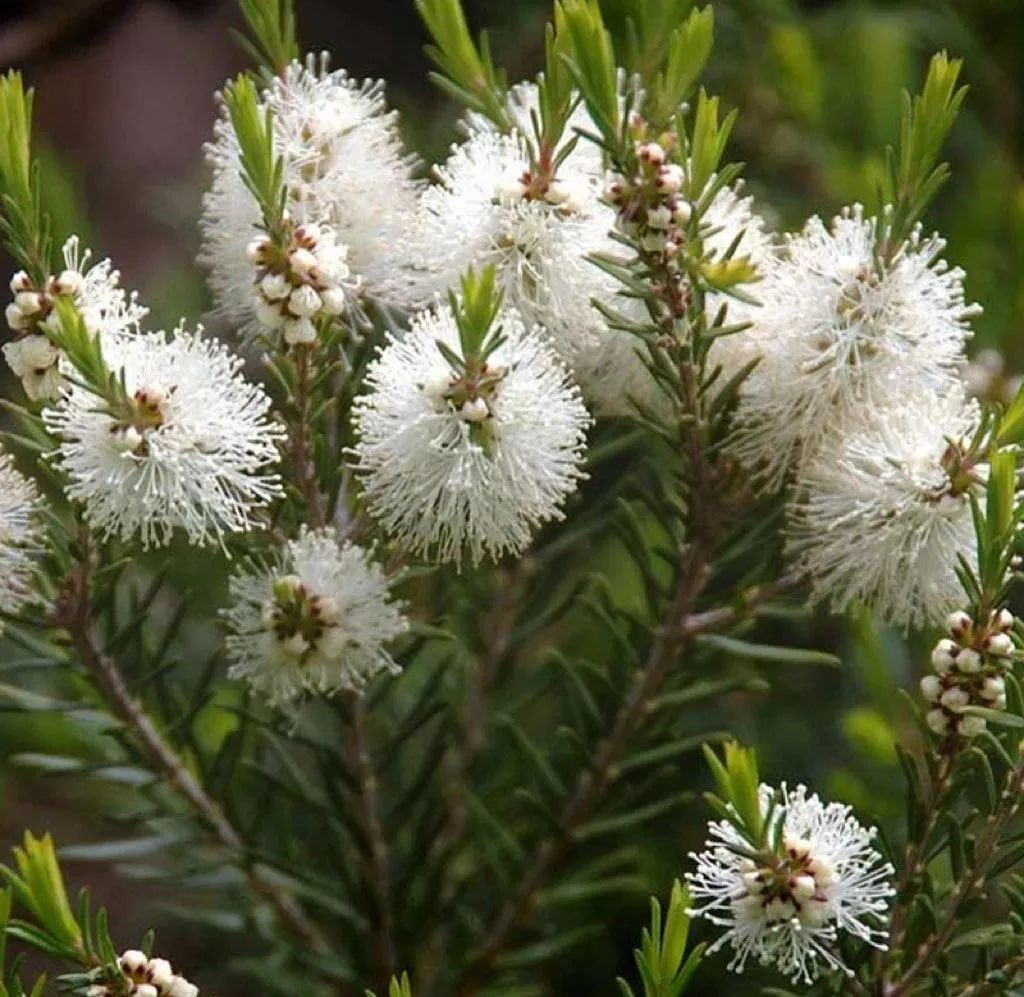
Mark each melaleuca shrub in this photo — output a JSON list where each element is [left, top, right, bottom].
[[0, 3, 1020, 997]]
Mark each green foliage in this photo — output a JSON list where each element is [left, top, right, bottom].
[[367, 972, 414, 997], [617, 881, 703, 997], [447, 265, 504, 362], [879, 51, 966, 254], [222, 74, 287, 239], [556, 0, 622, 150], [645, 6, 715, 130], [0, 833, 81, 963], [415, 0, 510, 129], [0, 72, 52, 284], [702, 742, 765, 846], [235, 0, 299, 75]]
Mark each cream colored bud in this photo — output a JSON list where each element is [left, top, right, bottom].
[[120, 950, 148, 974], [956, 648, 982, 674], [672, 201, 693, 225], [919, 674, 942, 703], [984, 633, 1014, 658], [135, 986, 159, 997], [14, 290, 43, 315], [254, 298, 286, 330], [54, 269, 85, 297], [947, 610, 972, 637], [22, 366, 63, 402], [647, 205, 672, 229], [638, 142, 665, 166], [931, 639, 958, 673], [146, 959, 174, 989], [168, 978, 199, 997], [641, 231, 668, 253], [289, 285, 322, 318], [981, 675, 1005, 701], [925, 708, 949, 734], [460, 397, 490, 423], [316, 625, 347, 658], [5, 302, 30, 331], [280, 632, 310, 657], [284, 316, 317, 346], [319, 286, 346, 316], [289, 247, 319, 277], [790, 874, 817, 902], [109, 426, 145, 454], [260, 272, 291, 301], [994, 608, 1015, 631], [959, 714, 987, 737], [657, 164, 684, 194], [940, 687, 969, 712], [9, 270, 30, 294], [246, 236, 271, 264], [19, 334, 59, 370]]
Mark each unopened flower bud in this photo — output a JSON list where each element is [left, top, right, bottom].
[[647, 205, 672, 229], [656, 164, 684, 194], [981, 675, 1006, 702], [993, 608, 1015, 632], [638, 142, 665, 166], [14, 291, 42, 315], [985, 632, 1014, 658], [956, 648, 982, 674], [120, 950, 148, 974], [168, 978, 199, 997], [280, 632, 309, 657], [673, 201, 693, 225], [319, 286, 346, 316], [54, 269, 84, 297], [919, 674, 942, 703], [940, 687, 969, 712], [289, 247, 318, 277], [147, 959, 174, 989], [255, 298, 285, 330], [246, 236, 271, 264], [959, 714, 987, 737], [9, 270, 30, 294], [260, 272, 290, 302], [289, 284, 322, 318], [931, 638, 958, 673], [460, 397, 489, 423], [947, 610, 972, 637], [19, 334, 59, 370], [926, 709, 949, 734], [135, 986, 159, 997], [641, 231, 668, 253], [110, 426, 145, 454], [5, 302, 30, 331], [284, 316, 317, 345]]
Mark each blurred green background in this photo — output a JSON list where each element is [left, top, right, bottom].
[[0, 0, 1022, 992]]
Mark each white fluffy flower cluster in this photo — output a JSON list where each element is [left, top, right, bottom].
[[351, 301, 590, 566], [787, 391, 982, 630], [687, 784, 894, 984], [0, 452, 41, 629], [201, 52, 419, 333], [43, 327, 283, 548], [723, 204, 983, 626], [922, 608, 1016, 738], [88, 950, 197, 997], [247, 222, 350, 345], [407, 84, 617, 372], [4, 237, 145, 400], [224, 528, 406, 706]]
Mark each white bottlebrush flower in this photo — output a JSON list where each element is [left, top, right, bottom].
[[407, 83, 618, 368], [224, 528, 406, 706], [88, 950, 198, 997], [687, 783, 894, 984], [43, 328, 283, 549], [732, 205, 978, 486], [4, 236, 146, 400], [0, 452, 41, 628], [201, 52, 420, 333], [577, 180, 771, 418], [351, 302, 591, 566], [787, 390, 980, 631]]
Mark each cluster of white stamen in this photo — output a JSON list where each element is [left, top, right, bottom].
[[224, 528, 406, 706], [923, 608, 1016, 737], [0, 452, 41, 629], [687, 784, 894, 984], [3, 237, 145, 400]]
